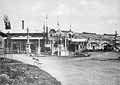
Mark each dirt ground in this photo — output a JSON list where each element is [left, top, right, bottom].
[[37, 52, 120, 85], [5, 52, 120, 85]]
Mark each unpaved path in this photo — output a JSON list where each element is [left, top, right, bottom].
[[5, 52, 120, 85]]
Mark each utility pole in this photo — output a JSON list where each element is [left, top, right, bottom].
[[43, 21, 46, 47], [65, 33, 67, 56], [57, 20, 61, 56], [38, 38, 41, 54], [69, 25, 72, 56], [45, 15, 48, 45]]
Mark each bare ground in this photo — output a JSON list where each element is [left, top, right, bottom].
[[4, 52, 120, 85]]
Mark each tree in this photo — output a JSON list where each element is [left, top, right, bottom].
[[3, 15, 11, 30]]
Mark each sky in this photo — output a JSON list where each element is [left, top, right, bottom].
[[0, 0, 120, 34]]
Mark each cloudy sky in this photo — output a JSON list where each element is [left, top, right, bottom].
[[0, 0, 120, 34]]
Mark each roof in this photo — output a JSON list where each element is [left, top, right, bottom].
[[49, 29, 56, 33], [72, 32, 120, 41], [71, 38, 87, 42], [0, 31, 8, 37], [61, 29, 73, 33], [10, 36, 43, 40], [82, 32, 96, 35], [104, 34, 115, 36], [7, 33, 43, 37]]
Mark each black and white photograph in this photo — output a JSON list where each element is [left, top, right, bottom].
[[0, 0, 120, 85]]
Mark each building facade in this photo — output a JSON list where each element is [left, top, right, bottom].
[[4, 33, 43, 54], [2, 30, 120, 55]]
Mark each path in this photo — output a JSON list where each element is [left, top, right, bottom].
[[5, 52, 120, 85]]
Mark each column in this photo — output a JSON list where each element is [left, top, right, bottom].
[[10, 40, 13, 53], [65, 37, 67, 56], [52, 40, 54, 55], [37, 39, 41, 54], [20, 41, 21, 54]]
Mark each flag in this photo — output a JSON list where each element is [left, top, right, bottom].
[[3, 15, 11, 30]]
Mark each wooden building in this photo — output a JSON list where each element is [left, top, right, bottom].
[[4, 33, 43, 54]]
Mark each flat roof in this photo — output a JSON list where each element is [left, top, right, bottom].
[[4, 36, 43, 40], [71, 38, 87, 42]]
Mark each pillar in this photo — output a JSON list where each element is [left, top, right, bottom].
[[10, 40, 13, 53], [52, 40, 54, 55], [37, 39, 41, 54], [65, 37, 67, 56]]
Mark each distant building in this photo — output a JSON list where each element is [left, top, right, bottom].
[[48, 29, 88, 56], [2, 30, 120, 55]]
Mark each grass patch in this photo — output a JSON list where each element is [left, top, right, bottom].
[[0, 57, 61, 85]]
